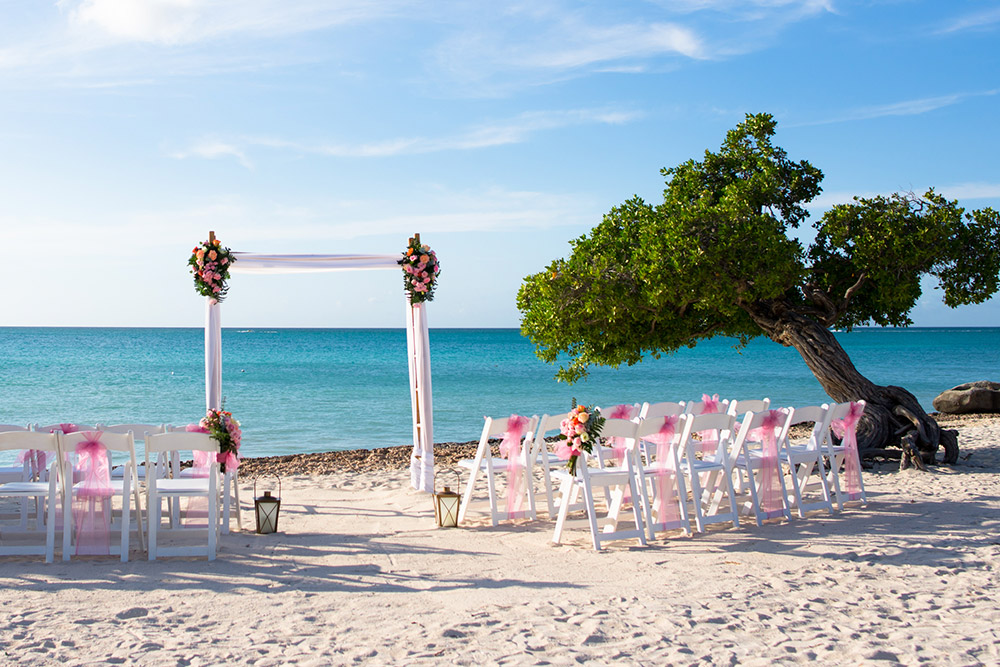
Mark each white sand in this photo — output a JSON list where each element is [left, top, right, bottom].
[[1, 418, 999, 666]]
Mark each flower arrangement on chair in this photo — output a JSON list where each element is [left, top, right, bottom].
[[399, 237, 440, 304], [556, 400, 605, 475], [201, 408, 242, 473], [189, 237, 236, 302]]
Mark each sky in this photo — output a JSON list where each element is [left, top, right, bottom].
[[0, 0, 998, 329]]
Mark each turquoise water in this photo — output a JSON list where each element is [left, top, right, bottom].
[[0, 327, 995, 461]]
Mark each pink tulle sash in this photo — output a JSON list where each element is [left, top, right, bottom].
[[607, 404, 638, 466], [753, 410, 785, 519], [498, 415, 530, 519], [831, 402, 865, 499], [643, 416, 681, 527], [698, 394, 721, 455], [73, 433, 113, 556]]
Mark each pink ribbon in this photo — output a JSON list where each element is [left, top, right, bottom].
[[643, 416, 681, 527], [73, 432, 113, 556], [755, 410, 785, 519], [185, 423, 239, 474], [498, 415, 530, 518], [831, 402, 864, 499], [698, 394, 721, 455], [16, 449, 49, 480], [607, 404, 638, 465], [60, 423, 79, 434]]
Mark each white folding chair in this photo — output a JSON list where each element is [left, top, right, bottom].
[[677, 412, 741, 533], [823, 401, 869, 509], [59, 430, 144, 561], [781, 405, 835, 517], [685, 397, 731, 416], [97, 423, 165, 483], [458, 415, 540, 526], [637, 402, 686, 463], [732, 409, 794, 526], [551, 418, 648, 551], [165, 424, 242, 534], [0, 424, 32, 528], [635, 415, 690, 539], [0, 431, 63, 562], [528, 412, 572, 520], [727, 398, 771, 416], [145, 432, 220, 561]]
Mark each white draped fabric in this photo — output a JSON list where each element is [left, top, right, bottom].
[[230, 253, 399, 274], [406, 302, 435, 493], [206, 300, 222, 411], [204, 250, 434, 493]]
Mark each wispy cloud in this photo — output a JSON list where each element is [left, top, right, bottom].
[[169, 139, 254, 169], [63, 0, 408, 46], [807, 182, 1000, 212], [794, 89, 999, 126], [936, 6, 1000, 35], [939, 182, 1000, 201], [170, 107, 643, 165]]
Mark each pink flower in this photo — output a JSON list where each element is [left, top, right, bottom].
[[574, 423, 585, 435], [417, 262, 427, 271], [213, 286, 221, 293]]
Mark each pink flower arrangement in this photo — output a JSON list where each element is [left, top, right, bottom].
[[398, 238, 440, 304], [201, 408, 242, 472], [555, 401, 605, 474], [188, 238, 236, 302]]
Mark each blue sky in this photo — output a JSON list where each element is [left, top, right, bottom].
[[1, 0, 998, 328]]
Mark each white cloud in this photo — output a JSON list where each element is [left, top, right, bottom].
[[936, 6, 1000, 35], [169, 139, 253, 169], [938, 182, 1000, 201], [64, 0, 407, 46], [794, 89, 999, 126], [169, 107, 643, 165]]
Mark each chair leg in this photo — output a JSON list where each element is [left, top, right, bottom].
[[580, 479, 602, 552], [551, 477, 574, 545], [148, 490, 158, 561], [233, 478, 243, 530], [121, 476, 131, 563], [62, 485, 71, 562], [46, 494, 56, 564], [222, 475, 232, 535], [627, 473, 647, 547], [208, 478, 218, 561]]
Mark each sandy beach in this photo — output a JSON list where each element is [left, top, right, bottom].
[[1, 416, 998, 666]]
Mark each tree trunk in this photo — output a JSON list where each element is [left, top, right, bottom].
[[744, 306, 959, 465]]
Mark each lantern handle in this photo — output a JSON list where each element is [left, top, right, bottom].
[[253, 474, 281, 499], [439, 468, 461, 495]]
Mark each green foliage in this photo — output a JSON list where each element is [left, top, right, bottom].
[[518, 113, 1000, 382]]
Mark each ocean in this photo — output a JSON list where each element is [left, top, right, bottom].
[[0, 327, 995, 462]]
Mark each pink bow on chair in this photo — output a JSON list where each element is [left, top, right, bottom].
[[755, 410, 785, 519], [73, 432, 113, 556], [644, 415, 681, 526], [698, 394, 721, 455], [498, 415, 531, 519], [607, 404, 638, 465], [831, 402, 865, 500]]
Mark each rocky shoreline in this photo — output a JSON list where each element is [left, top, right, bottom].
[[235, 412, 999, 479]]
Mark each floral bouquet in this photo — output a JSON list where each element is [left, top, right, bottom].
[[201, 408, 242, 473], [399, 238, 440, 304], [189, 237, 236, 302], [556, 400, 605, 475]]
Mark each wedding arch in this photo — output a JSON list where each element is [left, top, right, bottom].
[[194, 231, 436, 493]]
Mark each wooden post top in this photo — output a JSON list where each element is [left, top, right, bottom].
[[209, 230, 216, 244]]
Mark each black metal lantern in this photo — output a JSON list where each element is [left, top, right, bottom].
[[433, 470, 461, 528], [254, 476, 281, 534]]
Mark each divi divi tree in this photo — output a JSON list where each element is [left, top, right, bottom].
[[517, 113, 1000, 465]]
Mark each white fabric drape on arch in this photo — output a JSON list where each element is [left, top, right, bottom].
[[204, 251, 435, 493]]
